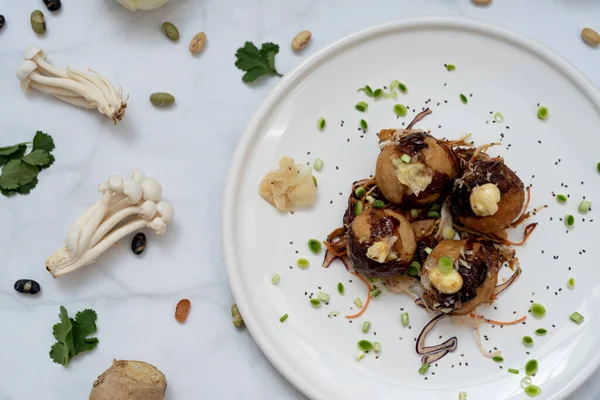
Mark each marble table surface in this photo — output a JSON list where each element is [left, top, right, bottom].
[[0, 0, 599, 399]]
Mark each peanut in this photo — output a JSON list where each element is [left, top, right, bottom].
[[291, 30, 311, 51], [581, 28, 600, 47], [472, 0, 492, 4], [189, 32, 207, 54]]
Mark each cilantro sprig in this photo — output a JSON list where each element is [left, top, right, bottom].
[[235, 41, 283, 83], [0, 131, 55, 196], [50, 306, 99, 367]]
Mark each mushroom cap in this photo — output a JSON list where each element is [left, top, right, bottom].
[[123, 179, 143, 204], [139, 200, 157, 219], [149, 217, 168, 235], [108, 175, 124, 194], [156, 201, 174, 223], [131, 169, 146, 183], [98, 181, 109, 193], [141, 178, 162, 202], [16, 60, 38, 82], [23, 45, 46, 61], [20, 78, 32, 93]]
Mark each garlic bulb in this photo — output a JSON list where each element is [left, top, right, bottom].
[[115, 0, 168, 11]]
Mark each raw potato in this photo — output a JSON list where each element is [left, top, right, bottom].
[[175, 299, 191, 323], [89, 360, 167, 400]]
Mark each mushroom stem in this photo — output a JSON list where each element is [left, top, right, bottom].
[[28, 71, 107, 110], [67, 69, 113, 113], [30, 81, 81, 97], [89, 204, 155, 249], [52, 94, 95, 109], [33, 54, 68, 78]]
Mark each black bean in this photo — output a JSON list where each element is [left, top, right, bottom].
[[131, 232, 147, 255], [14, 279, 41, 295], [43, 0, 61, 11], [0, 15, 5, 30]]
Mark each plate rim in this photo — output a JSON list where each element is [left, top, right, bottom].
[[223, 17, 600, 400]]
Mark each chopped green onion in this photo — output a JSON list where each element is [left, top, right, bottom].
[[373, 200, 385, 208], [370, 287, 382, 298], [279, 313, 289, 322], [382, 90, 397, 99], [578, 200, 592, 213], [567, 277, 575, 289], [394, 104, 407, 117], [508, 368, 519, 375], [312, 175, 317, 187], [354, 201, 363, 216], [365, 195, 375, 203], [521, 377, 532, 390], [494, 112, 504, 122], [445, 64, 456, 71], [354, 297, 363, 308], [271, 273, 280, 285], [314, 158, 323, 171], [401, 312, 409, 327], [355, 186, 366, 198], [407, 261, 421, 277], [565, 214, 575, 227], [442, 227, 456, 240], [525, 359, 538, 376], [355, 101, 368, 112], [310, 298, 321, 307], [390, 80, 400, 91], [570, 311, 584, 324], [458, 392, 467, 400], [522, 336, 534, 347], [359, 119, 368, 131], [398, 83, 407, 93], [317, 292, 330, 302], [328, 311, 340, 318], [493, 356, 504, 363], [418, 363, 429, 375], [355, 350, 365, 361], [556, 194, 567, 203], [537, 105, 548, 120], [373, 88, 383, 98], [439, 256, 454, 274], [357, 85, 373, 97], [338, 282, 345, 295], [400, 154, 411, 163], [297, 258, 309, 269], [424, 247, 433, 255], [524, 385, 542, 397], [374, 342, 381, 353], [317, 117, 326, 130], [357, 339, 373, 351], [410, 209, 419, 218], [460, 94, 468, 104], [430, 203, 441, 211], [534, 328, 547, 336], [530, 303, 546, 318], [597, 162, 600, 173], [427, 211, 441, 218], [308, 239, 322, 254], [362, 321, 370, 333], [367, 277, 375, 283]]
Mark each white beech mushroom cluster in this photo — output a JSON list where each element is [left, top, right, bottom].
[[16, 45, 128, 124], [46, 170, 174, 278]]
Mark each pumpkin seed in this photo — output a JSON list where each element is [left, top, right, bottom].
[[161, 22, 179, 41], [150, 92, 175, 107], [30, 10, 46, 34]]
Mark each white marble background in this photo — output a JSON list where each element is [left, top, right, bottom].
[[0, 0, 598, 399]]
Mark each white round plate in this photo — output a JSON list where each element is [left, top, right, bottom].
[[224, 18, 600, 400]]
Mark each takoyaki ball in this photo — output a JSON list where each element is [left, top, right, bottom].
[[348, 208, 416, 278], [420, 240, 501, 316], [449, 154, 524, 234], [376, 131, 459, 206]]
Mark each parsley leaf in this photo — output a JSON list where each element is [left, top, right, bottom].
[[0, 144, 27, 167], [22, 149, 51, 167], [32, 131, 55, 152], [0, 160, 39, 186], [235, 41, 282, 83], [49, 306, 99, 367]]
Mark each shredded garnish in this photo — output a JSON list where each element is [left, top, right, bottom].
[[345, 272, 372, 319], [471, 313, 527, 326], [473, 314, 501, 358]]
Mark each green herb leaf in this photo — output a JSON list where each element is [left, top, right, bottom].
[[50, 306, 99, 368], [15, 177, 39, 195], [22, 149, 51, 166], [0, 160, 38, 186], [0, 144, 25, 156], [32, 131, 55, 152], [0, 144, 27, 167], [235, 41, 282, 83], [49, 342, 70, 366]]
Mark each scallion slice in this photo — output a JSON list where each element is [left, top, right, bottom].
[[407, 261, 421, 277], [317, 117, 326, 130], [370, 287, 382, 298], [522, 336, 534, 347], [418, 363, 429, 375], [567, 277, 575, 289], [390, 80, 400, 91], [359, 119, 368, 131], [537, 105, 548, 120], [400, 154, 411, 163], [354, 297, 363, 308], [597, 162, 600, 173], [310, 298, 321, 307], [328, 311, 340, 318], [272, 273, 280, 285], [280, 313, 289, 322], [398, 82, 407, 93], [427, 211, 441, 218], [355, 350, 365, 361], [373, 200, 385, 208], [460, 93, 468, 104], [308, 239, 322, 254], [297, 258, 309, 269], [439, 256, 454, 274], [401, 312, 409, 327], [354, 201, 363, 216], [314, 158, 323, 171], [445, 64, 456, 71], [525, 359, 538, 376], [494, 112, 504, 122], [374, 342, 381, 353], [382, 90, 397, 99], [317, 292, 330, 302], [524, 385, 542, 397], [373, 88, 383, 98], [312, 175, 317, 187], [365, 195, 375, 203], [458, 392, 467, 400], [394, 104, 408, 117], [493, 356, 504, 363], [578, 200, 592, 213], [362, 321, 371, 333], [430, 203, 441, 211], [358, 339, 373, 351], [442, 227, 456, 240], [530, 303, 546, 318], [410, 209, 419, 218], [565, 214, 575, 227], [424, 247, 433, 255], [508, 368, 519, 375], [357, 85, 373, 97], [355, 101, 368, 112], [355, 186, 366, 198], [556, 194, 567, 203], [534, 328, 547, 336], [337, 282, 345, 295], [570, 312, 584, 324]]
